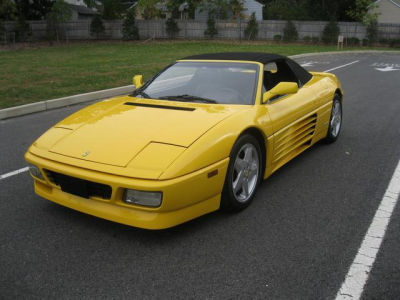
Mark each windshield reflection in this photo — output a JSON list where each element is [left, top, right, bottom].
[[134, 62, 259, 105]]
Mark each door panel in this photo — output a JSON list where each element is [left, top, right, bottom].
[[266, 85, 318, 172]]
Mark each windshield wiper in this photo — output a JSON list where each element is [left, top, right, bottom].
[[159, 94, 217, 104], [132, 90, 151, 99]]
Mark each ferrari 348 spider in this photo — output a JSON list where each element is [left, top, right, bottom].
[[25, 52, 343, 229]]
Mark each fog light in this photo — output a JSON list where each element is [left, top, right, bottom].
[[124, 189, 162, 207], [28, 164, 44, 180]]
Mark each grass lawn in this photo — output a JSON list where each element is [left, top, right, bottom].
[[0, 40, 392, 108]]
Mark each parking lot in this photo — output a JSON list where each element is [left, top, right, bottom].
[[1, 52, 399, 299]]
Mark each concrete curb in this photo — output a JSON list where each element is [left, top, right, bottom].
[[0, 50, 398, 120], [0, 84, 135, 120]]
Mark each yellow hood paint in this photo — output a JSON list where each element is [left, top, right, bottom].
[[32, 96, 248, 179]]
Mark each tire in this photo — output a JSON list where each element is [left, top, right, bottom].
[[221, 134, 262, 212], [325, 94, 342, 143]]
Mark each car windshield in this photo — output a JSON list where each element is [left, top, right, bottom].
[[134, 62, 259, 105]]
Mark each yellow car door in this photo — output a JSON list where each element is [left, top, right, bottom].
[[266, 83, 319, 174]]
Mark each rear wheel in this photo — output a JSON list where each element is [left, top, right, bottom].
[[221, 134, 262, 211], [325, 95, 342, 143]]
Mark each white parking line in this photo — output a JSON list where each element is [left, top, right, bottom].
[[0, 167, 29, 180], [323, 60, 360, 72], [336, 159, 400, 300]]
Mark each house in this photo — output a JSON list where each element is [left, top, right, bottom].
[[128, 0, 172, 20], [195, 0, 264, 21], [371, 0, 400, 24], [63, 0, 97, 20]]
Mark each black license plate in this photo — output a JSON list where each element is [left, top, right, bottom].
[[57, 174, 89, 199]]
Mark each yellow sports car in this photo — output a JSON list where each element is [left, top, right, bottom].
[[25, 52, 343, 229]]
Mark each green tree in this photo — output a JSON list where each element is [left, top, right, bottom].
[[263, 0, 308, 20], [0, 0, 17, 20], [165, 17, 179, 38], [204, 14, 217, 38], [244, 12, 258, 40], [230, 0, 244, 20], [198, 0, 229, 19], [283, 20, 298, 42], [0, 0, 17, 42], [322, 19, 340, 44], [46, 0, 72, 42], [83, 0, 97, 8], [346, 0, 375, 23], [15, 0, 53, 20], [260, 0, 364, 22], [346, 0, 378, 39], [137, 0, 160, 20], [100, 0, 122, 20], [90, 14, 105, 39], [164, 0, 200, 19], [122, 8, 139, 40], [365, 17, 378, 44]]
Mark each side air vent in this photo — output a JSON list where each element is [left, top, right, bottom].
[[124, 102, 195, 111], [273, 114, 317, 165]]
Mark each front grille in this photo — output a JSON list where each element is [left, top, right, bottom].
[[44, 169, 112, 200]]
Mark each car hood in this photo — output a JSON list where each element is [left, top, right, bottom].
[[48, 97, 242, 168]]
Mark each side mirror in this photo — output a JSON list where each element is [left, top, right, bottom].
[[133, 75, 143, 89], [263, 82, 298, 103]]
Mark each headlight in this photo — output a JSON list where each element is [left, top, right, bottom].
[[123, 189, 162, 207], [28, 164, 44, 180]]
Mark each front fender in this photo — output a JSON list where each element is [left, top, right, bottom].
[[160, 106, 272, 179]]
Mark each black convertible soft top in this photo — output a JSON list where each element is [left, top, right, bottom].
[[182, 52, 312, 86], [182, 52, 285, 64]]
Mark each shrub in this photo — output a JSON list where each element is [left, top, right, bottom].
[[166, 17, 179, 39], [322, 19, 339, 44], [389, 39, 400, 48], [15, 17, 31, 42], [347, 37, 360, 46], [378, 38, 389, 45], [362, 38, 369, 46], [244, 13, 258, 40], [90, 14, 105, 39], [273, 34, 282, 42], [312, 36, 319, 44], [204, 15, 217, 38], [0, 20, 4, 41], [366, 19, 378, 44], [283, 20, 298, 42], [46, 0, 72, 42], [122, 8, 139, 40], [46, 18, 56, 42], [303, 36, 311, 43]]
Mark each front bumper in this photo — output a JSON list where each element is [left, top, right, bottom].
[[25, 151, 229, 229]]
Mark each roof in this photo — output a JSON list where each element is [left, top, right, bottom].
[[373, 0, 400, 8], [68, 4, 97, 15], [182, 52, 285, 64], [251, 0, 265, 7]]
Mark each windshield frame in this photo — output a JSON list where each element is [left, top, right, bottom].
[[132, 60, 264, 106]]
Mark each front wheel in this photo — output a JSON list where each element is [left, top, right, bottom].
[[221, 134, 262, 212], [325, 95, 342, 143]]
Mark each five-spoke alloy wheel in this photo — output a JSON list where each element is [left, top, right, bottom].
[[221, 134, 262, 211], [325, 94, 342, 143]]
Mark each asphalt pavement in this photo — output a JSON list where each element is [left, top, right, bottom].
[[1, 52, 400, 299]]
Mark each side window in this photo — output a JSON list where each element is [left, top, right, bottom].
[[263, 60, 299, 92], [263, 62, 278, 92]]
